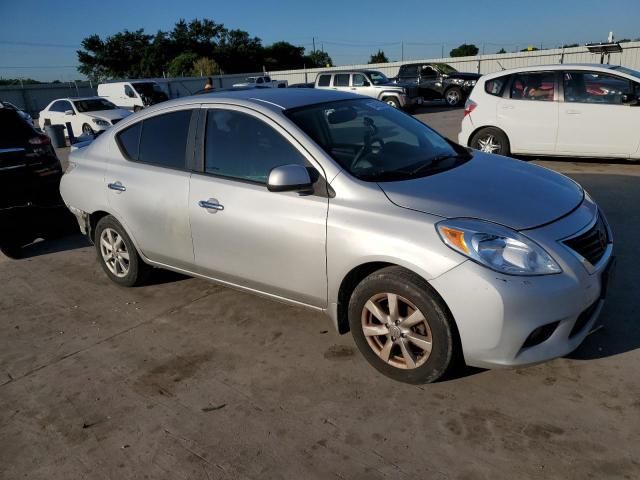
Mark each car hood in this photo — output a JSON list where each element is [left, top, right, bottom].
[[85, 109, 131, 121], [378, 152, 584, 230], [445, 72, 482, 80]]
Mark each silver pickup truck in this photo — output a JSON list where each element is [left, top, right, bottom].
[[314, 70, 422, 109]]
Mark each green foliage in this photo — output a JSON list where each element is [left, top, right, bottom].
[[78, 18, 316, 79], [496, 48, 507, 54], [449, 43, 479, 58], [520, 46, 539, 52], [306, 50, 333, 68], [192, 57, 221, 76], [168, 52, 200, 77], [0, 78, 43, 86], [368, 50, 389, 64]]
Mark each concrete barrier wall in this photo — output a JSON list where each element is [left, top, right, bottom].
[[3, 42, 640, 117]]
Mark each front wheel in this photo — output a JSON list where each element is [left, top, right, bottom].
[[470, 127, 511, 156], [348, 266, 457, 384], [95, 216, 150, 287], [444, 86, 463, 107], [381, 96, 400, 108], [82, 123, 94, 135]]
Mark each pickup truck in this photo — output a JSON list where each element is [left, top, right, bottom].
[[232, 76, 288, 88], [314, 70, 422, 110], [393, 63, 481, 107]]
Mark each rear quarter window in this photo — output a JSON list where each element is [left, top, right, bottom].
[[485, 75, 509, 96], [317, 75, 331, 87]]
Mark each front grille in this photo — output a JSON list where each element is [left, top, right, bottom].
[[111, 118, 121, 125], [563, 213, 609, 266], [405, 86, 420, 98]]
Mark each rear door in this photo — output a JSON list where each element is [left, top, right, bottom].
[[497, 71, 559, 154], [188, 106, 328, 307], [332, 73, 351, 93], [106, 107, 197, 269], [556, 70, 639, 157]]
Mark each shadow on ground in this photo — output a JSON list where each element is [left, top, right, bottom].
[[563, 173, 640, 361]]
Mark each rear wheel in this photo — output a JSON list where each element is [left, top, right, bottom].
[[95, 215, 150, 287], [381, 96, 400, 108], [470, 127, 511, 156], [348, 266, 457, 384], [444, 86, 463, 107]]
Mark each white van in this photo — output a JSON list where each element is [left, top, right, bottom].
[[97, 81, 169, 111]]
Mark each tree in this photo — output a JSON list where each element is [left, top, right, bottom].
[[562, 43, 579, 48], [368, 50, 389, 64], [215, 29, 263, 73], [520, 46, 539, 52], [168, 52, 200, 77], [192, 57, 221, 76], [306, 50, 332, 67], [449, 43, 479, 58], [496, 48, 507, 54], [262, 41, 306, 70]]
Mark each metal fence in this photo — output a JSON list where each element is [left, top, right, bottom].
[[3, 42, 640, 117]]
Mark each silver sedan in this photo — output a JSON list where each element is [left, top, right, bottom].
[[60, 88, 614, 383]]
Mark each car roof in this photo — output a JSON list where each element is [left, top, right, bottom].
[[153, 88, 363, 112], [481, 63, 636, 80]]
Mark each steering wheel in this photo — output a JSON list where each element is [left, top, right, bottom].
[[351, 137, 385, 169]]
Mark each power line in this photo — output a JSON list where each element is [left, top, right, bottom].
[[0, 40, 79, 48]]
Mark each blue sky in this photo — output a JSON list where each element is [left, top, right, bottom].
[[1, 0, 639, 81]]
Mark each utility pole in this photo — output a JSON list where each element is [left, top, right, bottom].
[[312, 37, 316, 52], [441, 44, 444, 58], [401, 41, 404, 61]]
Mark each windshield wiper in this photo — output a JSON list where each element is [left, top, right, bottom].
[[404, 154, 468, 176]]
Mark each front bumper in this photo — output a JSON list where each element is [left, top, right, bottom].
[[430, 203, 613, 369]]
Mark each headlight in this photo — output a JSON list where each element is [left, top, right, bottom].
[[91, 118, 110, 126], [436, 219, 561, 275], [463, 80, 477, 87]]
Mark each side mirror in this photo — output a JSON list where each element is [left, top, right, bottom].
[[64, 110, 74, 116], [267, 164, 313, 193], [622, 93, 638, 106], [363, 81, 371, 87]]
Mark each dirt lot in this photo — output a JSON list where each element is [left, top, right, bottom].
[[1, 106, 639, 480]]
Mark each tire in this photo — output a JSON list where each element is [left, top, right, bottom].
[[0, 241, 22, 259], [82, 123, 94, 135], [94, 215, 150, 287], [381, 96, 400, 108], [444, 86, 463, 107], [470, 127, 511, 156], [348, 266, 457, 384]]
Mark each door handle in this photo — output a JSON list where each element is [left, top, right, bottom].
[[108, 182, 126, 192], [198, 200, 224, 211], [501, 105, 515, 110], [566, 109, 581, 115]]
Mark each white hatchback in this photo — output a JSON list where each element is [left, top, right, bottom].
[[459, 64, 640, 160]]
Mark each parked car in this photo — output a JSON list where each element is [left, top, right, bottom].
[[314, 70, 422, 109], [233, 76, 288, 88], [1, 100, 33, 125], [0, 108, 76, 257], [393, 62, 481, 107], [60, 88, 613, 384], [97, 81, 169, 111], [38, 97, 132, 137], [459, 64, 640, 159]]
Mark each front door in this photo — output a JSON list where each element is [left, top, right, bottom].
[[106, 108, 196, 269], [497, 71, 559, 154], [188, 106, 328, 307], [556, 70, 639, 157]]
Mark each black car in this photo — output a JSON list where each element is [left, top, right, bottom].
[[0, 108, 76, 257], [393, 63, 481, 107]]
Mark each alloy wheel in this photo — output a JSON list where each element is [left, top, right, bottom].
[[82, 124, 93, 135], [361, 292, 433, 369], [446, 90, 460, 105], [99, 227, 130, 278], [477, 134, 500, 153]]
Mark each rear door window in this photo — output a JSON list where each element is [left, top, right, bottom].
[[117, 110, 193, 169], [510, 72, 555, 101], [333, 74, 350, 87]]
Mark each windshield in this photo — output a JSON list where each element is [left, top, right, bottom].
[[434, 63, 458, 74], [611, 66, 640, 79], [287, 99, 469, 182], [368, 71, 390, 85], [73, 98, 116, 113], [133, 82, 164, 96]]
